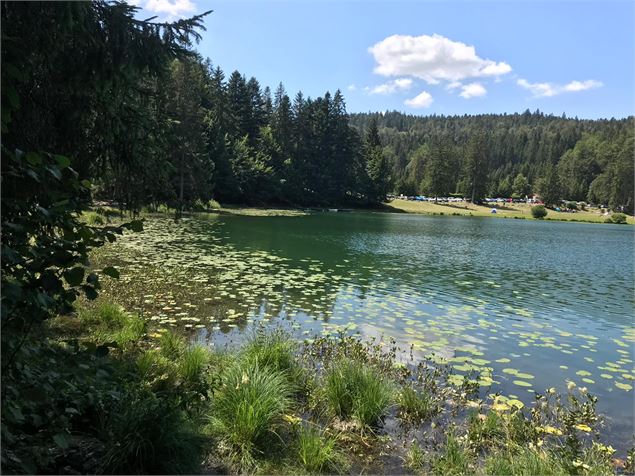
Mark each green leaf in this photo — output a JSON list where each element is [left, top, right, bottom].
[[81, 179, 92, 189], [102, 266, 120, 279], [63, 267, 85, 286], [54, 155, 71, 168], [25, 152, 42, 166], [53, 433, 71, 450]]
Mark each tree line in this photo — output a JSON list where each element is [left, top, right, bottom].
[[350, 111, 634, 211], [2, 2, 633, 216]]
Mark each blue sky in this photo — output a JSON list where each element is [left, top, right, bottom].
[[137, 0, 634, 119]]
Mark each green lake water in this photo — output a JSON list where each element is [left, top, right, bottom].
[[96, 212, 635, 444]]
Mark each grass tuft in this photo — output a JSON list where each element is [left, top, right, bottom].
[[397, 386, 439, 423], [210, 361, 292, 470], [99, 387, 202, 474], [296, 425, 344, 473], [323, 359, 393, 428], [78, 302, 145, 348]]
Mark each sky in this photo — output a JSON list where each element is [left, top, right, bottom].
[[135, 0, 634, 119]]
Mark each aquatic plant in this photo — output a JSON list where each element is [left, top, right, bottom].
[[323, 358, 393, 428], [296, 426, 344, 473], [396, 385, 439, 423], [209, 362, 292, 470]]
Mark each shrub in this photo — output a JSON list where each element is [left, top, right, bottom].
[[610, 213, 627, 224], [210, 362, 292, 469], [99, 388, 202, 474], [323, 359, 393, 427], [397, 386, 438, 423], [566, 201, 578, 210], [531, 205, 548, 219], [296, 426, 344, 473]]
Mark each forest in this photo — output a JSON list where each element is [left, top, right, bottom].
[[3, 3, 633, 215]]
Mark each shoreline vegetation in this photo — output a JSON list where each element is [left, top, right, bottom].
[[85, 200, 634, 224], [5, 300, 632, 475]]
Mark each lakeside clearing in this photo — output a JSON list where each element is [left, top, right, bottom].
[[384, 199, 635, 224]]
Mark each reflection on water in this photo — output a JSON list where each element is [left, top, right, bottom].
[[93, 212, 635, 444]]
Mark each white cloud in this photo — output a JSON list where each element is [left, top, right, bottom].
[[368, 34, 512, 85], [404, 91, 434, 108], [563, 79, 603, 92], [368, 78, 413, 95], [459, 82, 487, 99], [446, 81, 463, 91], [517, 78, 603, 98], [347, 84, 357, 91], [145, 0, 196, 18]]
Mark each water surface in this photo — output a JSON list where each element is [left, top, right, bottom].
[[95, 212, 635, 443]]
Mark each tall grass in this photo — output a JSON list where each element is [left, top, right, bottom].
[[323, 359, 393, 428], [296, 426, 344, 473], [99, 388, 202, 474], [397, 386, 439, 423], [78, 302, 145, 347], [431, 432, 472, 475], [159, 330, 187, 360], [210, 361, 292, 470]]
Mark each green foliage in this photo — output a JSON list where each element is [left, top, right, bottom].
[[483, 447, 567, 475], [78, 302, 145, 348], [431, 432, 472, 475], [296, 426, 344, 473], [210, 362, 292, 469], [323, 359, 393, 427], [405, 441, 426, 472], [537, 165, 561, 207], [396, 386, 439, 423], [531, 205, 548, 219], [512, 173, 531, 198], [609, 212, 627, 224], [240, 330, 304, 387], [98, 387, 203, 474], [159, 330, 187, 360]]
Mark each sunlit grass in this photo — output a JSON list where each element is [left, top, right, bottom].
[[209, 361, 292, 470], [386, 199, 635, 224], [296, 426, 345, 473], [323, 359, 393, 428]]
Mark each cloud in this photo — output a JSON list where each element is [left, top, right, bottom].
[[144, 0, 196, 18], [347, 84, 357, 91], [446, 81, 463, 91], [459, 82, 487, 99], [404, 91, 434, 108], [367, 78, 413, 95], [517, 78, 603, 97], [563, 79, 603, 92], [368, 34, 512, 84]]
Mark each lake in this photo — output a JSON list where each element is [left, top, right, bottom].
[[94, 212, 635, 445]]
